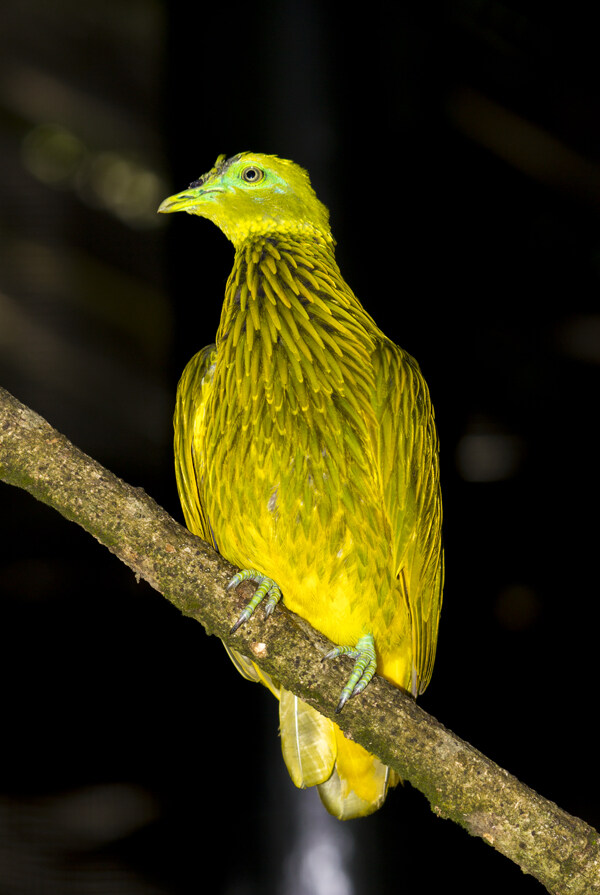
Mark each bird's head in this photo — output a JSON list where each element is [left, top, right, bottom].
[[158, 152, 332, 247]]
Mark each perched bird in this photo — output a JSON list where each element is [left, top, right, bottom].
[[159, 153, 444, 819]]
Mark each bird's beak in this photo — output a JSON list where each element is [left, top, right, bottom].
[[158, 186, 223, 215]]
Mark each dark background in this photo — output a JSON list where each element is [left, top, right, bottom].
[[1, 1, 599, 893]]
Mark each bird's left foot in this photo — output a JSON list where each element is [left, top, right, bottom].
[[227, 569, 283, 633], [322, 633, 377, 714]]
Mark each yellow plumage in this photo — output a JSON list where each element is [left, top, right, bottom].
[[161, 153, 444, 819]]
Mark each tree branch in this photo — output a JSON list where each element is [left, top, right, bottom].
[[1, 385, 598, 893]]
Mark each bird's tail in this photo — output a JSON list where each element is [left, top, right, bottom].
[[225, 646, 397, 818], [279, 689, 398, 819]]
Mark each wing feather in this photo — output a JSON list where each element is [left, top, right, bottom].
[[372, 340, 444, 695], [174, 343, 281, 695], [174, 344, 217, 545]]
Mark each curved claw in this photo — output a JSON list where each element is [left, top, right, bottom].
[[228, 568, 282, 633], [230, 607, 253, 635], [322, 633, 377, 714]]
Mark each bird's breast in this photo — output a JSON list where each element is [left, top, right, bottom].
[[203, 334, 397, 645], [199, 236, 405, 649]]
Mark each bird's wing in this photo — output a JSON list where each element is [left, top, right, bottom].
[[372, 339, 444, 695], [173, 344, 217, 546], [173, 343, 280, 697]]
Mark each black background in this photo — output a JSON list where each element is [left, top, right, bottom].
[[1, 2, 599, 892]]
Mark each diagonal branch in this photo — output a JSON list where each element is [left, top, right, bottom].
[[1, 385, 598, 893]]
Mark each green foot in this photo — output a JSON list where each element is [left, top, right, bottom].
[[227, 569, 282, 633], [323, 633, 377, 714]]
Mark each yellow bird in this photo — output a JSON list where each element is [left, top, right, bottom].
[[159, 153, 444, 819]]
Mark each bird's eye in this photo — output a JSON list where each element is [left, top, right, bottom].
[[241, 166, 264, 184]]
